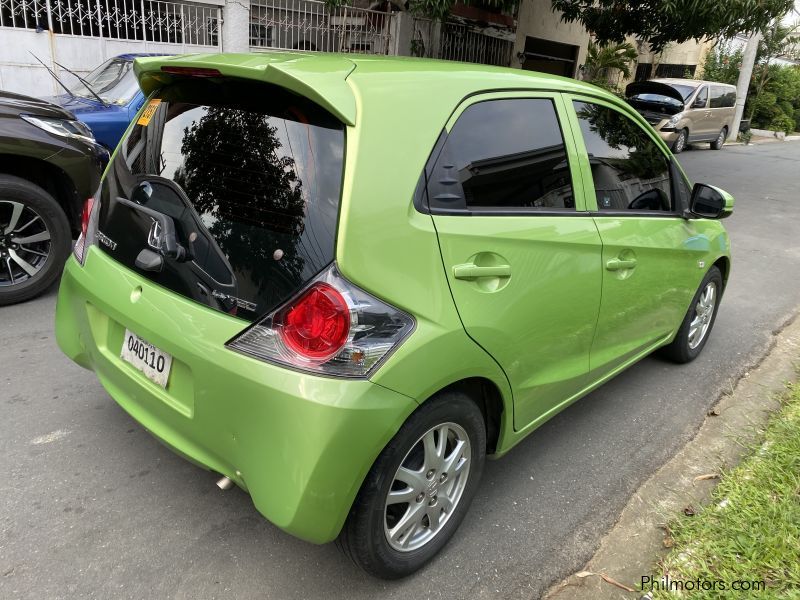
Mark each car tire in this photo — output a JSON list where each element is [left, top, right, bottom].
[[710, 127, 727, 150], [337, 390, 486, 579], [672, 129, 689, 154], [660, 266, 723, 364], [0, 175, 71, 306]]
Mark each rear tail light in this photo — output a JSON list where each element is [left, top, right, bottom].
[[73, 196, 97, 265], [160, 66, 222, 78], [227, 265, 415, 378]]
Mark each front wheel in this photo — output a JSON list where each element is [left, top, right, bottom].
[[672, 129, 689, 154], [660, 266, 723, 363], [0, 175, 71, 306], [337, 391, 486, 579]]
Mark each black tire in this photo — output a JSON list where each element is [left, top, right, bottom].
[[337, 391, 486, 579], [672, 129, 689, 154], [0, 175, 71, 306], [660, 266, 723, 363], [710, 127, 727, 150]]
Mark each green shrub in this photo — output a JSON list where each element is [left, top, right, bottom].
[[769, 113, 796, 134]]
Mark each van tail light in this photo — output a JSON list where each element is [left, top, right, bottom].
[[73, 196, 97, 265], [227, 265, 415, 378]]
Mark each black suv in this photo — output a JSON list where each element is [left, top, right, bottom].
[[0, 91, 108, 305]]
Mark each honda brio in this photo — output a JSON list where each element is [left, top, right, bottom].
[[55, 53, 733, 579]]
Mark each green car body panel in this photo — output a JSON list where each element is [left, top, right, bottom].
[[55, 52, 732, 545]]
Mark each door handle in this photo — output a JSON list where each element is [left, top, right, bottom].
[[606, 258, 637, 271], [453, 263, 512, 280]]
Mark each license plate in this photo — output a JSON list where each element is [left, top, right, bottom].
[[120, 329, 173, 388]]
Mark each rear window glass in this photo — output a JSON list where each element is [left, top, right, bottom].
[[97, 78, 344, 321]]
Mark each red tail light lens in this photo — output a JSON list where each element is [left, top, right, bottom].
[[275, 283, 350, 361], [81, 197, 94, 236], [73, 197, 96, 265], [226, 265, 415, 378]]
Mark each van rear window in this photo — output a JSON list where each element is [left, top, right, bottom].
[[96, 77, 344, 321]]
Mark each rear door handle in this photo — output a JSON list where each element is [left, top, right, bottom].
[[606, 258, 637, 271], [453, 263, 512, 280]]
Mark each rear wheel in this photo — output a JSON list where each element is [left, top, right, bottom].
[[660, 266, 723, 363], [337, 391, 486, 579], [672, 129, 689, 153], [710, 127, 727, 150], [0, 175, 71, 306]]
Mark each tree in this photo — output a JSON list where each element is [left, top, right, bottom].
[[582, 41, 637, 90], [550, 0, 794, 52]]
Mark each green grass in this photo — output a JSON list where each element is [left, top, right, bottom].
[[645, 382, 800, 599]]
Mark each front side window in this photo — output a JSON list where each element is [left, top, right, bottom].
[[427, 98, 575, 212], [693, 86, 708, 108], [573, 101, 673, 212]]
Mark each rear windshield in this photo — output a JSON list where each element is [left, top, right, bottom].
[[96, 77, 344, 321]]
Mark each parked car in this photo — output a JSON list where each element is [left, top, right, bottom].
[[0, 91, 107, 305], [626, 78, 737, 153], [55, 54, 734, 579], [43, 54, 166, 151]]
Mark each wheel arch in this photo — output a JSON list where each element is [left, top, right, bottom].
[[422, 377, 505, 455], [712, 255, 730, 290], [0, 154, 80, 236]]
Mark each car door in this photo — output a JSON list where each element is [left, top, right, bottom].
[[708, 85, 733, 136], [688, 85, 711, 141], [565, 97, 707, 377], [427, 93, 603, 431]]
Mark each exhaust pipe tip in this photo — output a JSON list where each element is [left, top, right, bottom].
[[216, 476, 234, 490]]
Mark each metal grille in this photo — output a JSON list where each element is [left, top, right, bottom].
[[438, 20, 513, 67], [249, 0, 393, 54], [0, 0, 48, 28], [0, 0, 219, 45]]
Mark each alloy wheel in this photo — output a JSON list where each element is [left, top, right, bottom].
[[675, 131, 687, 152], [0, 200, 52, 287], [384, 422, 471, 552], [688, 281, 717, 349]]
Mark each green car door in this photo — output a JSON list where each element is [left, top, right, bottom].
[[427, 93, 603, 431], [565, 97, 710, 377]]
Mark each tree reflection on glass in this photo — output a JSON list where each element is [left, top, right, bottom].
[[575, 102, 668, 180], [172, 107, 306, 306]]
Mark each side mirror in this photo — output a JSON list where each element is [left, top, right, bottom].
[[692, 98, 707, 109], [687, 183, 734, 219]]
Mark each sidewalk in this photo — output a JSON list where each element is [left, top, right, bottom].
[[544, 314, 800, 600]]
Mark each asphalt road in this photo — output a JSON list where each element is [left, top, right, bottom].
[[2, 142, 799, 600]]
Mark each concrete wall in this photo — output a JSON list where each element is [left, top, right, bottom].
[[513, 0, 591, 74], [0, 0, 229, 98], [637, 39, 714, 73]]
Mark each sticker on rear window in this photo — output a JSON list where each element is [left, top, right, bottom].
[[137, 99, 161, 126]]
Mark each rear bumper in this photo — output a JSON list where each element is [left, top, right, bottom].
[[55, 249, 417, 543]]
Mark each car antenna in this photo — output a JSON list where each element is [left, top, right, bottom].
[[52, 60, 110, 107], [28, 52, 76, 100]]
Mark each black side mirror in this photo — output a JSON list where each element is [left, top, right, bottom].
[[688, 183, 726, 218], [692, 98, 707, 109]]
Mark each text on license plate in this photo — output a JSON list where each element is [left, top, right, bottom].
[[120, 329, 173, 388]]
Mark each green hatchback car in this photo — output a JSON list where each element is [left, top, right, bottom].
[[55, 52, 733, 578]]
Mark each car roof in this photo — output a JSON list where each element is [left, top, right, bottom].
[[116, 53, 171, 61], [134, 51, 623, 127]]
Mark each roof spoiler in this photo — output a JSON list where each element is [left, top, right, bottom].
[[133, 53, 357, 126]]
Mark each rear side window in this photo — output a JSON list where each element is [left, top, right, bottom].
[[427, 98, 575, 212], [710, 86, 736, 108], [573, 101, 673, 212], [97, 78, 344, 321]]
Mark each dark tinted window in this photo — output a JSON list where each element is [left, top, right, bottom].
[[693, 86, 708, 107], [428, 99, 574, 212], [98, 78, 344, 321], [573, 101, 673, 212], [710, 86, 736, 108]]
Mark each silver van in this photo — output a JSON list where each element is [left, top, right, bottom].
[[626, 78, 737, 153]]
